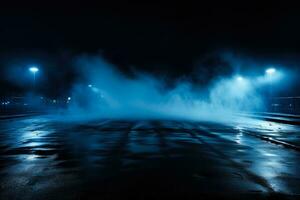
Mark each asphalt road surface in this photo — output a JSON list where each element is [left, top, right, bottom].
[[0, 115, 300, 199]]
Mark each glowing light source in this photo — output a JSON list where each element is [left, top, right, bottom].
[[29, 66, 39, 73], [236, 76, 244, 81], [266, 68, 276, 75], [29, 66, 39, 84]]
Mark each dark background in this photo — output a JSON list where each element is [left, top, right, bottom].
[[1, 2, 300, 97]]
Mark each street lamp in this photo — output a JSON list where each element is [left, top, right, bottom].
[[265, 67, 276, 75], [265, 67, 276, 111], [29, 66, 39, 83], [236, 76, 244, 82]]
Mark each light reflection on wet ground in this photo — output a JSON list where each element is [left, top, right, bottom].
[[0, 116, 300, 199], [234, 118, 300, 146]]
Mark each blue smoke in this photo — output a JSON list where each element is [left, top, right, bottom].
[[62, 55, 274, 122]]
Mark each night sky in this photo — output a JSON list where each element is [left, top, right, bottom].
[[1, 2, 300, 96]]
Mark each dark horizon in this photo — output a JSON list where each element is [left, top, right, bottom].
[[1, 2, 300, 96]]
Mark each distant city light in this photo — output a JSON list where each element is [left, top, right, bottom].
[[1, 101, 10, 105], [266, 67, 276, 75]]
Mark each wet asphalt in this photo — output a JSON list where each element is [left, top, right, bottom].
[[0, 116, 300, 199]]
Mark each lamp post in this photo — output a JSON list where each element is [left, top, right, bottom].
[[266, 68, 276, 76], [29, 66, 39, 86], [265, 67, 276, 111]]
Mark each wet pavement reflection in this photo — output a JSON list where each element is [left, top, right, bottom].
[[0, 116, 300, 199]]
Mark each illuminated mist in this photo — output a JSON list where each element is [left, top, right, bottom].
[[63, 55, 285, 122]]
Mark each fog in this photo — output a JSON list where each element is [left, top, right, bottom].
[[62, 55, 277, 122]]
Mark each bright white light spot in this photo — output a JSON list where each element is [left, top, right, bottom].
[[68, 97, 71, 101], [29, 66, 39, 73], [88, 84, 92, 88], [236, 76, 244, 81], [266, 68, 276, 75]]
